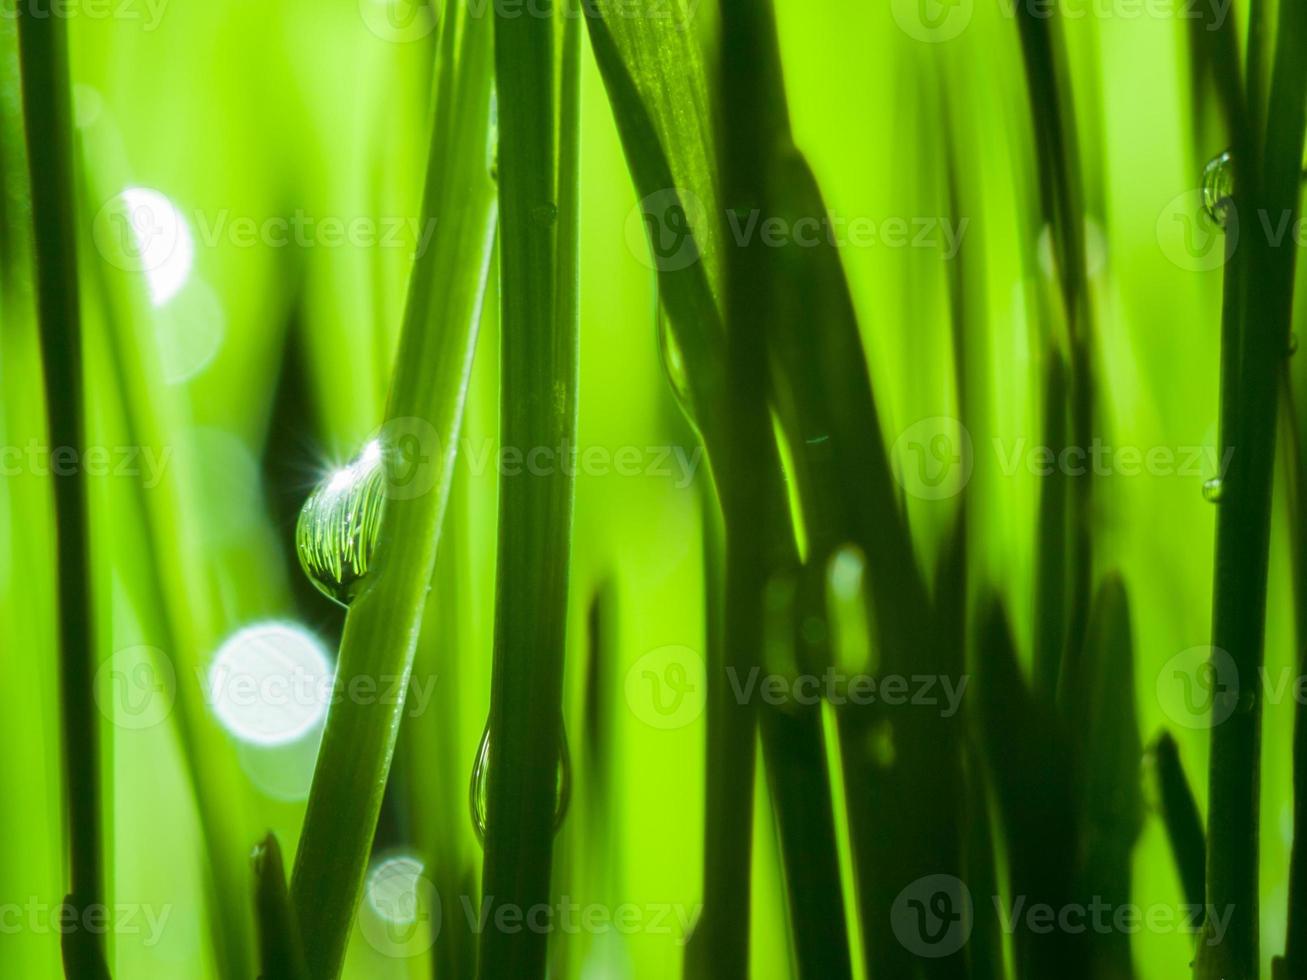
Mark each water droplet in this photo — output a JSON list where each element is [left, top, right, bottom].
[[657, 306, 695, 424], [470, 721, 571, 845], [296, 440, 386, 606], [1202, 151, 1235, 228], [1289, 333, 1299, 356], [531, 203, 558, 226], [1202, 477, 1225, 503]]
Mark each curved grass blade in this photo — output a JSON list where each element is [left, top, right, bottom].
[[1150, 732, 1206, 914], [288, 7, 499, 977]]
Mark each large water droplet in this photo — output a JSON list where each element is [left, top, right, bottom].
[[296, 440, 386, 606], [1202, 477, 1225, 503], [1202, 151, 1234, 228], [470, 721, 571, 845]]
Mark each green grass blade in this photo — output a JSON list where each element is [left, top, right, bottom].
[[253, 834, 308, 980], [1150, 732, 1207, 913], [1198, 2, 1307, 975], [14, 3, 104, 966], [474, 1, 579, 977], [288, 8, 498, 977]]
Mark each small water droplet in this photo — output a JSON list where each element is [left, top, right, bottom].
[[531, 203, 558, 226], [470, 721, 571, 845], [296, 440, 386, 606], [657, 307, 695, 424], [1202, 477, 1225, 503], [1202, 151, 1235, 228]]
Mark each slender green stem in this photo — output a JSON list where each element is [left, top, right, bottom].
[[475, 2, 579, 977], [289, 9, 498, 977], [14, 5, 104, 971], [1198, 2, 1307, 976]]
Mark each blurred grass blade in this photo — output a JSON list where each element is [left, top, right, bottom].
[[977, 596, 1086, 978], [14, 2, 105, 968], [1151, 732, 1207, 913], [61, 893, 112, 980], [476, 0, 579, 977], [253, 834, 308, 980], [289, 6, 498, 977], [1068, 574, 1143, 977]]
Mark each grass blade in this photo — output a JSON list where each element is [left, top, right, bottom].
[[288, 7, 498, 976], [475, 1, 580, 976], [14, 4, 104, 970], [253, 834, 308, 980], [1150, 731, 1207, 913]]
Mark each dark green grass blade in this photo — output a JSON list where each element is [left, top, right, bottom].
[[253, 834, 308, 980], [289, 8, 498, 976], [1033, 353, 1070, 698], [977, 597, 1087, 979], [1150, 731, 1207, 913], [14, 4, 104, 967], [475, 1, 579, 977], [1198, 2, 1307, 976], [1068, 574, 1143, 978]]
